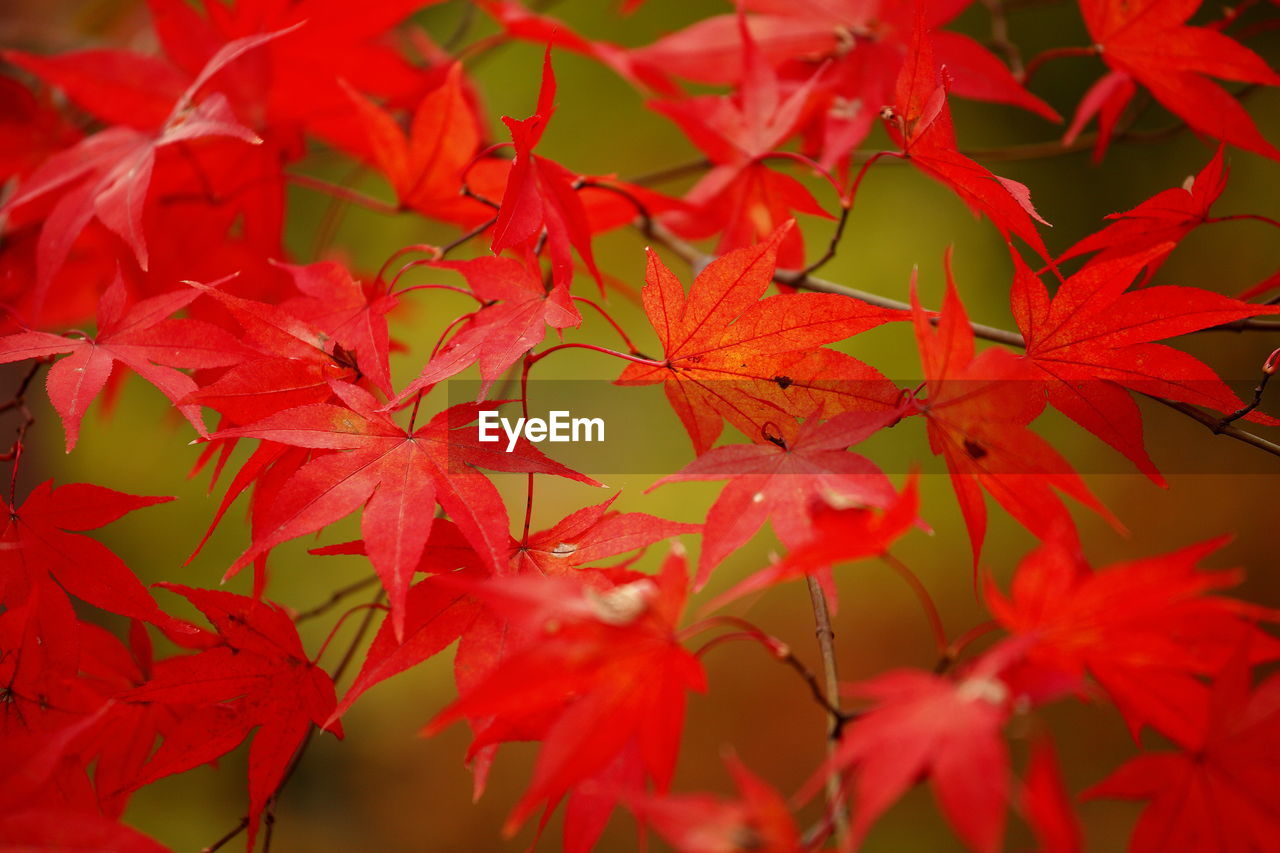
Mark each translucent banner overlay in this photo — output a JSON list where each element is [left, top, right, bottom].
[[445, 379, 1278, 476]]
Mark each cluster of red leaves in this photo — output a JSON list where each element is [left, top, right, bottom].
[[1, 1, 1279, 851]]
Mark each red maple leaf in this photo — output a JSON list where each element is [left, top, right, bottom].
[[886, 17, 1053, 263], [633, 0, 1058, 167], [985, 533, 1280, 748], [1073, 0, 1280, 160], [277, 260, 399, 398], [0, 480, 185, 630], [0, 701, 173, 852], [342, 62, 500, 226], [394, 254, 581, 402], [706, 472, 919, 611], [210, 381, 599, 640], [1020, 737, 1083, 853], [630, 755, 803, 853], [423, 547, 706, 849], [181, 277, 361, 425], [1011, 247, 1280, 483], [910, 256, 1115, 562], [831, 647, 1022, 853], [1085, 650, 1280, 852], [123, 584, 341, 850], [0, 274, 247, 450], [652, 408, 902, 588], [616, 225, 905, 454], [490, 48, 602, 289], [329, 496, 696, 734], [1057, 145, 1229, 277], [649, 16, 832, 268], [143, 0, 444, 151], [2, 27, 295, 312]]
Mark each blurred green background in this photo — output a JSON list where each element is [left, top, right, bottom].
[[4, 0, 1280, 850]]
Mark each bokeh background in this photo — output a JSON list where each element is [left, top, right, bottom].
[[3, 0, 1279, 850]]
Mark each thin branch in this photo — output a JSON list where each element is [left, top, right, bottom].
[[294, 576, 380, 622], [201, 818, 248, 853], [805, 576, 850, 848], [1149, 396, 1280, 456], [624, 157, 712, 187], [694, 630, 849, 722], [438, 215, 498, 259], [982, 0, 1025, 77], [1215, 365, 1273, 432], [638, 220, 1280, 460]]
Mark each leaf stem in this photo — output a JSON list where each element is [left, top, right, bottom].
[[1021, 45, 1098, 84], [571, 295, 642, 353], [285, 172, 401, 215], [880, 552, 947, 655]]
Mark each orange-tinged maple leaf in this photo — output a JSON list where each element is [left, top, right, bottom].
[[617, 224, 906, 453]]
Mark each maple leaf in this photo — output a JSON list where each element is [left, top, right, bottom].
[[342, 62, 499, 225], [394, 254, 581, 402], [649, 16, 833, 267], [1011, 247, 1280, 483], [633, 0, 1059, 166], [473, 0, 676, 96], [0, 480, 186, 631], [0, 811, 172, 853], [181, 277, 361, 424], [1020, 737, 1083, 853], [423, 547, 706, 849], [616, 225, 905, 454], [630, 755, 803, 853], [831, 648, 1020, 853], [651, 408, 901, 589], [210, 381, 600, 641], [144, 0, 444, 152], [330, 496, 695, 722], [886, 17, 1053, 263], [707, 472, 919, 612], [0, 75, 80, 181], [0, 274, 246, 450], [1085, 650, 1280, 852], [124, 584, 340, 850], [2, 26, 296, 313], [1057, 145, 1229, 277], [491, 47, 602, 289], [0, 700, 174, 852], [1073, 0, 1280, 160], [985, 533, 1280, 748], [277, 260, 398, 397], [911, 256, 1115, 562]]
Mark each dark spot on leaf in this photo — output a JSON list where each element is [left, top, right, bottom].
[[774, 375, 793, 390], [964, 439, 988, 460]]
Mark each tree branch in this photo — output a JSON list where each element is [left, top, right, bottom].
[[638, 220, 1280, 460], [806, 576, 850, 848]]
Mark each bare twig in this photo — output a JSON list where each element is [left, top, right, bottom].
[[624, 157, 712, 187], [806, 576, 850, 848], [201, 818, 248, 853], [294, 576, 380, 622]]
